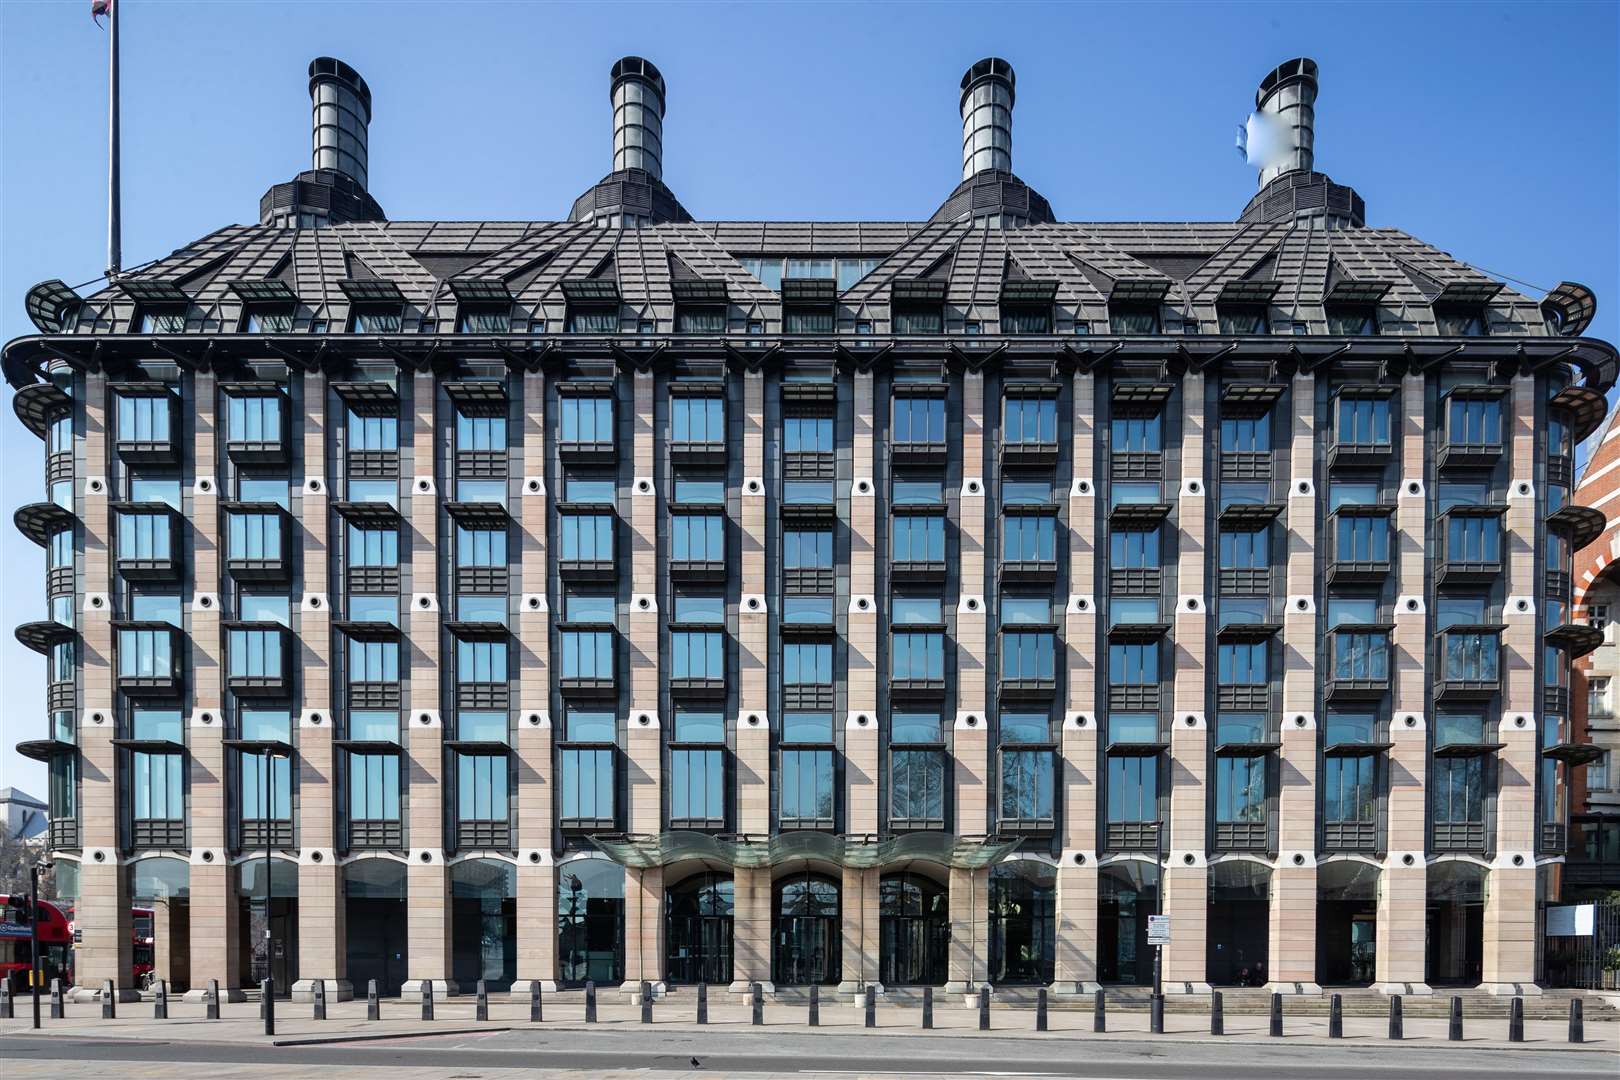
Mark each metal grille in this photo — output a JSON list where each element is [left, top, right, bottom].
[[347, 450, 399, 479], [132, 820, 187, 848], [892, 440, 947, 461], [784, 685, 835, 710], [456, 821, 511, 849], [1108, 685, 1160, 711], [46, 453, 73, 486], [1217, 686, 1270, 711], [348, 682, 401, 710], [48, 684, 76, 711], [1432, 823, 1485, 851], [1220, 567, 1271, 595], [1540, 822, 1567, 854], [671, 558, 726, 581], [1548, 457, 1572, 488], [1546, 571, 1572, 603], [1545, 687, 1570, 714], [240, 820, 294, 849], [348, 566, 400, 593], [1219, 451, 1271, 481], [1110, 452, 1164, 480], [784, 569, 834, 593], [49, 819, 79, 849], [784, 452, 835, 480], [560, 676, 616, 697], [349, 820, 403, 848], [229, 675, 285, 696], [1323, 822, 1377, 851], [1001, 559, 1058, 582], [891, 560, 947, 582], [48, 567, 74, 596], [228, 556, 288, 581], [456, 566, 509, 594], [118, 556, 180, 581], [1109, 567, 1162, 595], [1105, 821, 1160, 850], [670, 677, 726, 699], [456, 449, 507, 479], [116, 438, 177, 463], [457, 683, 510, 710], [1214, 821, 1268, 850]]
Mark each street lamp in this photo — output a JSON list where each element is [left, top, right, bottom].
[[30, 857, 52, 1030], [225, 735, 291, 1036]]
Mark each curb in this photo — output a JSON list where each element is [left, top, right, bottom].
[[270, 1026, 511, 1046]]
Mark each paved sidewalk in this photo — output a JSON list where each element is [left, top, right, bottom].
[[1, 995, 1614, 1051]]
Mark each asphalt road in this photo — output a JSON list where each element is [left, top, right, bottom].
[[3, 1028, 1616, 1079]]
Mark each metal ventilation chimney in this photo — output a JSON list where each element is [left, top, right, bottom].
[[611, 56, 666, 181], [309, 57, 373, 189], [259, 57, 384, 227], [1254, 57, 1317, 188], [960, 57, 1015, 180]]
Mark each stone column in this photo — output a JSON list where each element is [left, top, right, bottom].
[[624, 369, 664, 994], [954, 372, 988, 835], [946, 865, 990, 998], [846, 371, 879, 837], [183, 372, 241, 1003], [1483, 378, 1540, 994], [838, 864, 880, 996], [733, 370, 770, 994], [1163, 373, 1209, 991], [402, 372, 453, 998], [76, 373, 138, 1002], [153, 897, 190, 991], [1270, 376, 1320, 993], [1376, 374, 1430, 994], [513, 371, 557, 994], [293, 372, 349, 1001], [1058, 371, 1099, 993]]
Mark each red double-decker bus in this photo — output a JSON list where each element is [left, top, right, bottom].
[[0, 895, 73, 993]]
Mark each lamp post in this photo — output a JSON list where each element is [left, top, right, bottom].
[[30, 859, 51, 1030], [227, 736, 289, 1036]]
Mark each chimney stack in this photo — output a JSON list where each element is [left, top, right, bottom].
[[1253, 57, 1317, 188], [309, 57, 373, 189], [610, 56, 666, 180], [960, 57, 1015, 180]]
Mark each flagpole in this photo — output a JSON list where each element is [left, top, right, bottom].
[[106, 0, 121, 278]]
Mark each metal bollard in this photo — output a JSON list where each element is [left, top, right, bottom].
[[421, 981, 434, 1022], [1568, 997, 1584, 1043], [50, 979, 65, 1020], [921, 986, 932, 1030], [1150, 991, 1164, 1034], [696, 982, 707, 1025], [1093, 989, 1106, 1033], [1036, 986, 1048, 1032], [751, 981, 763, 1026], [1268, 992, 1283, 1037], [529, 980, 542, 1023], [204, 979, 218, 1021], [477, 980, 489, 1022], [102, 980, 116, 1019], [368, 979, 380, 1021], [154, 979, 168, 1020], [639, 981, 651, 1024], [1328, 993, 1342, 1039], [977, 985, 990, 1031], [314, 979, 327, 1021], [0, 979, 12, 1020], [584, 981, 597, 1023], [864, 985, 875, 1029], [262, 978, 274, 1036], [808, 984, 819, 1027], [1210, 990, 1224, 1036], [1388, 994, 1403, 1040], [1448, 995, 1462, 1041], [1508, 996, 1523, 1043]]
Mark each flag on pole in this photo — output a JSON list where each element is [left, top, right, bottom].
[[92, 0, 113, 27]]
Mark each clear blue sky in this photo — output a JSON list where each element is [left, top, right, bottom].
[[2, 0, 1617, 795]]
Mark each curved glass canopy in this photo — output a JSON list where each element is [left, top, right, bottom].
[[588, 830, 1020, 871]]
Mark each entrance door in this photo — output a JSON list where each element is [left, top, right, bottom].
[[1207, 898, 1269, 986], [665, 873, 734, 985], [776, 916, 836, 985], [346, 899, 407, 996], [879, 873, 948, 986]]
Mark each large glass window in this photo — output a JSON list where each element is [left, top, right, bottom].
[[999, 713, 1053, 826], [1003, 514, 1056, 562], [347, 410, 398, 451], [1447, 395, 1501, 447], [671, 629, 723, 681], [118, 626, 172, 679], [349, 750, 399, 823], [558, 860, 625, 987], [890, 712, 944, 827], [1324, 756, 1375, 825], [456, 525, 506, 567], [1441, 631, 1499, 681], [671, 395, 723, 445], [560, 711, 616, 827], [130, 708, 183, 825], [347, 525, 397, 567], [1332, 631, 1388, 681], [1110, 527, 1159, 568], [772, 873, 841, 986], [240, 709, 292, 821], [893, 629, 945, 682], [892, 513, 944, 563], [784, 416, 833, 454], [457, 639, 508, 683], [1337, 513, 1388, 562], [1446, 513, 1500, 563], [784, 642, 832, 687], [559, 395, 613, 445], [1435, 310, 1487, 337], [1220, 415, 1270, 452], [1218, 641, 1267, 684], [1004, 397, 1057, 446], [893, 396, 946, 444], [1112, 414, 1162, 452], [228, 628, 282, 679], [1220, 528, 1268, 568], [566, 307, 618, 334], [348, 638, 399, 682], [1432, 758, 1484, 825], [780, 712, 835, 829], [670, 711, 726, 828], [1334, 395, 1390, 446], [116, 393, 171, 444], [118, 510, 172, 561], [785, 528, 833, 570], [457, 754, 508, 822], [455, 410, 505, 452], [989, 862, 1055, 986], [559, 513, 613, 561], [227, 511, 281, 562], [1001, 628, 1054, 681], [227, 394, 282, 445], [672, 512, 724, 563]]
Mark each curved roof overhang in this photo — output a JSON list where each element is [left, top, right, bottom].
[[1542, 281, 1597, 338], [587, 830, 1020, 871], [7, 332, 1617, 394]]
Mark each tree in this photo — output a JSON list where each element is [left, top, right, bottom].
[[0, 831, 53, 899]]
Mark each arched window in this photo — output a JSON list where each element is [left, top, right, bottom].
[[989, 861, 1055, 985], [665, 871, 733, 985], [558, 859, 625, 987], [772, 873, 840, 986], [879, 871, 949, 986]]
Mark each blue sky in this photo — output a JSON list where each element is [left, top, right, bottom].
[[2, 0, 1617, 795]]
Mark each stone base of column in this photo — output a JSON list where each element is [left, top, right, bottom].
[[728, 980, 774, 995], [1050, 981, 1102, 996], [181, 986, 247, 1004], [1371, 981, 1433, 996], [834, 980, 883, 999], [1161, 980, 1212, 995], [71, 987, 143, 1003], [622, 981, 666, 1002], [1478, 981, 1542, 996], [1263, 981, 1323, 996], [290, 979, 354, 1002], [401, 979, 457, 997], [508, 979, 559, 998]]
